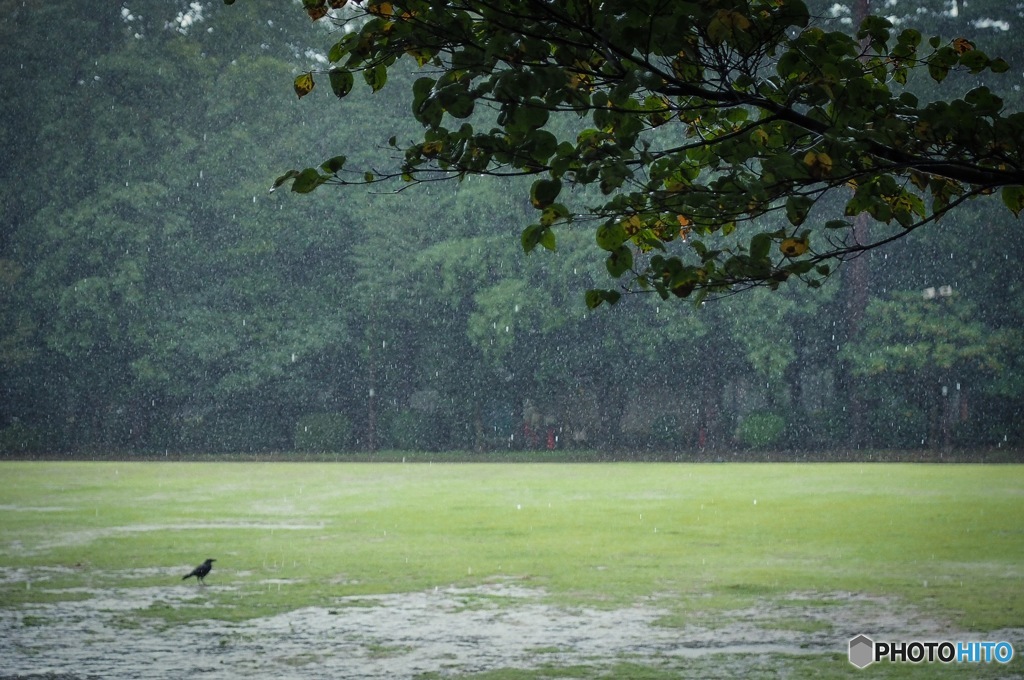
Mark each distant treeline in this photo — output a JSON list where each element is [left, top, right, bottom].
[[1, 1, 1022, 455]]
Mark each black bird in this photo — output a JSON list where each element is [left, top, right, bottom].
[[182, 558, 216, 584]]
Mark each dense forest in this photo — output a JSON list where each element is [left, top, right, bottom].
[[1, 0, 1022, 455]]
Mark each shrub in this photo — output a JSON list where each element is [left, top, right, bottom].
[[737, 412, 786, 449], [867, 395, 927, 449], [389, 409, 442, 451], [294, 413, 351, 452], [0, 422, 47, 454], [178, 409, 290, 453], [649, 413, 684, 448]]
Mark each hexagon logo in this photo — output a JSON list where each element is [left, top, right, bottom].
[[849, 634, 875, 668]]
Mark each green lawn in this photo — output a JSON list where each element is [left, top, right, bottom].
[[1, 461, 1022, 677]]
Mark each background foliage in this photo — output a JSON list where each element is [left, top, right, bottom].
[[1, 0, 1021, 455]]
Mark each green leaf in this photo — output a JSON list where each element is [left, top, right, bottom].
[[291, 168, 326, 193], [928, 63, 949, 82], [595, 221, 627, 251], [328, 68, 355, 98], [959, 50, 990, 74], [521, 224, 546, 253], [585, 289, 621, 309], [363, 64, 388, 92], [857, 15, 892, 50], [1002, 186, 1024, 217], [897, 28, 922, 48], [508, 105, 549, 132], [606, 245, 633, 277], [270, 169, 301, 192], [444, 91, 475, 118], [539, 228, 557, 252], [780, 0, 810, 28], [750, 233, 772, 260], [521, 223, 558, 253], [964, 86, 1002, 116], [785, 195, 813, 226], [320, 155, 346, 173], [529, 178, 561, 209]]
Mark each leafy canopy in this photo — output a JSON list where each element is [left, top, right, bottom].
[[236, 0, 1024, 305]]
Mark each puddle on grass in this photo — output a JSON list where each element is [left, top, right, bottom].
[[1, 575, 1020, 679]]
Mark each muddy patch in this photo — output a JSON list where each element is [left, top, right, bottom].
[[0, 577, 1018, 679]]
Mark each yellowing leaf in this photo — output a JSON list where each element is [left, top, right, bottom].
[[568, 60, 596, 91], [647, 96, 672, 127], [677, 215, 692, 241], [367, 1, 393, 18], [952, 37, 975, 55], [623, 214, 643, 235], [803, 150, 832, 178], [780, 237, 809, 257], [420, 140, 444, 157], [306, 3, 328, 21], [707, 9, 752, 45], [293, 72, 315, 98], [405, 46, 434, 67], [909, 170, 930, 191]]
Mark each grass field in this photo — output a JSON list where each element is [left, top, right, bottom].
[[1, 461, 1022, 678]]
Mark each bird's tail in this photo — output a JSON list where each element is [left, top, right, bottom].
[[182, 574, 192, 580]]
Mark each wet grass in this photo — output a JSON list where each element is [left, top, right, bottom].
[[1, 461, 1023, 676], [427, 656, 1022, 680]]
